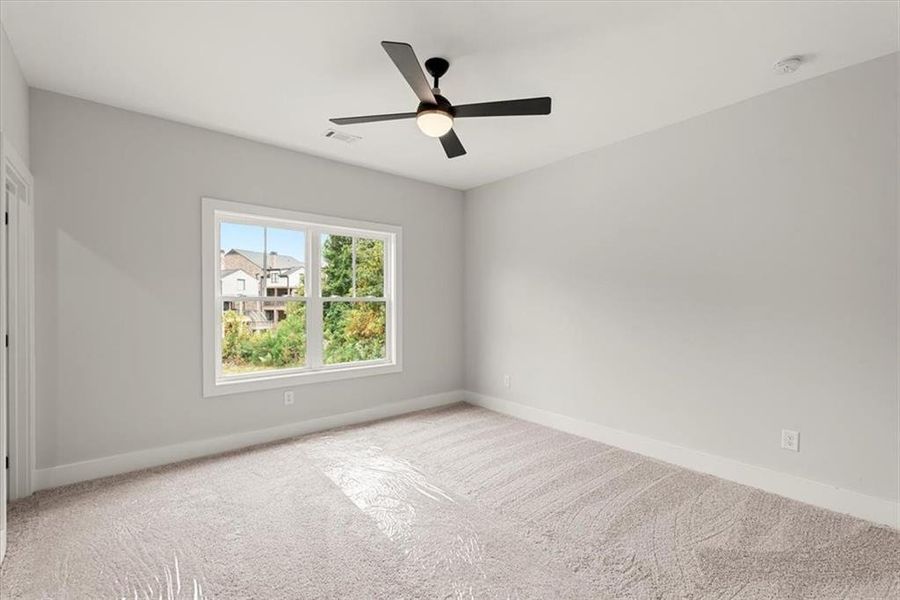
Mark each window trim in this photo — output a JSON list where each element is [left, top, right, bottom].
[[202, 197, 402, 397]]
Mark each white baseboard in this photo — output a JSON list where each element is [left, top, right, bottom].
[[465, 391, 900, 530], [32, 390, 464, 492], [29, 388, 900, 530]]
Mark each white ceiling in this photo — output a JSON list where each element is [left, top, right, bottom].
[[2, 1, 897, 190]]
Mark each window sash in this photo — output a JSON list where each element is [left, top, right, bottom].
[[220, 296, 310, 302], [314, 296, 387, 302], [207, 200, 399, 395]]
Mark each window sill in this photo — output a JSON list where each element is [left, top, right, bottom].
[[204, 361, 402, 397]]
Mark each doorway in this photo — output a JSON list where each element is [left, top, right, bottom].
[[0, 133, 34, 563]]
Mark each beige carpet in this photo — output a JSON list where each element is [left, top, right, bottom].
[[2, 404, 898, 599]]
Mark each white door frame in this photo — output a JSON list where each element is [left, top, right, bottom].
[[0, 133, 7, 562], [1, 132, 35, 525]]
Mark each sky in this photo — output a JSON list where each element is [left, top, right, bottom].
[[221, 222, 307, 261]]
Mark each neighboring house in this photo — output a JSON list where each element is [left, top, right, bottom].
[[265, 266, 304, 296], [221, 249, 305, 327], [222, 249, 303, 279], [220, 268, 269, 331], [220, 268, 255, 299]]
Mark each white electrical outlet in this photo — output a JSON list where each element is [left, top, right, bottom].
[[503, 374, 511, 388], [284, 391, 295, 406], [781, 429, 799, 452]]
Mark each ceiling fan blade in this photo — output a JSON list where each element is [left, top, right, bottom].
[[439, 129, 466, 159], [329, 112, 416, 125], [381, 41, 437, 105], [453, 97, 551, 118]]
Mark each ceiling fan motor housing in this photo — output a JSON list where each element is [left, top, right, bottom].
[[418, 94, 453, 116]]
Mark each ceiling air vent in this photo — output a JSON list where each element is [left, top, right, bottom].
[[324, 129, 362, 144]]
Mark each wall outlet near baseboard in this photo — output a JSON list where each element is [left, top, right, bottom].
[[284, 391, 295, 406], [781, 429, 799, 452], [503, 374, 511, 389]]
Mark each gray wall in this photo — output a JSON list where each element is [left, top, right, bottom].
[[464, 55, 899, 502], [31, 90, 464, 469], [1, 23, 28, 163]]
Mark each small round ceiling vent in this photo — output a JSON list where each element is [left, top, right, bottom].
[[773, 56, 803, 74]]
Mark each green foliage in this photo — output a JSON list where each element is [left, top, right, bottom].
[[221, 303, 307, 373], [321, 234, 386, 364], [356, 238, 384, 296], [321, 235, 353, 296], [222, 309, 249, 361], [270, 302, 307, 365], [322, 302, 385, 364]]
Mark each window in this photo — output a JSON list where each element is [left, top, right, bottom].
[[202, 197, 401, 396]]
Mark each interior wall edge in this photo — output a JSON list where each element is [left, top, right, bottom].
[[0, 23, 29, 166]]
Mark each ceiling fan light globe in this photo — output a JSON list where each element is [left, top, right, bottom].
[[416, 110, 453, 137]]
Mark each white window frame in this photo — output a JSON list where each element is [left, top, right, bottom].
[[202, 197, 402, 397]]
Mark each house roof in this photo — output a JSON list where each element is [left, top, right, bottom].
[[220, 268, 253, 278], [226, 249, 304, 270]]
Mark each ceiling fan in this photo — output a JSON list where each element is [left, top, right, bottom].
[[330, 41, 552, 159]]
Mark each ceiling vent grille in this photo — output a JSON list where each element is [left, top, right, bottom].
[[324, 129, 362, 144]]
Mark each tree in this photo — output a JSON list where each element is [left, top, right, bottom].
[[321, 235, 386, 364], [321, 235, 353, 296]]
